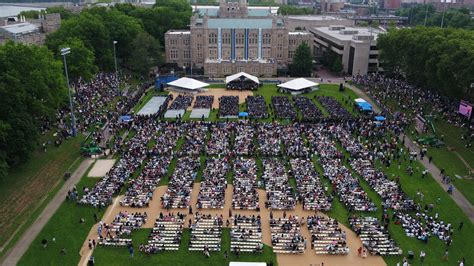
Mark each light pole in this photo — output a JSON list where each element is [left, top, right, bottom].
[[113, 40, 118, 76], [61, 47, 76, 137]]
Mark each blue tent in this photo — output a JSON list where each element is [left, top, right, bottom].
[[361, 106, 372, 111], [374, 116, 386, 121], [239, 112, 249, 117], [119, 115, 132, 122]]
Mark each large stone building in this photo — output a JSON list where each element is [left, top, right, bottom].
[[310, 26, 381, 75], [0, 13, 61, 45], [165, 0, 312, 77]]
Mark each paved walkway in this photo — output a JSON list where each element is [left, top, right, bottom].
[[401, 134, 474, 222], [1, 158, 94, 266], [78, 184, 386, 266]]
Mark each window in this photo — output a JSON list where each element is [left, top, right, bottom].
[[238, 66, 245, 72], [265, 67, 272, 74], [209, 33, 217, 44], [252, 67, 258, 73], [184, 50, 190, 59], [183, 38, 190, 45], [277, 44, 283, 51], [249, 33, 257, 44], [170, 39, 177, 45], [288, 50, 295, 59], [263, 33, 271, 44], [224, 66, 231, 73], [277, 53, 282, 59], [223, 33, 231, 44], [209, 67, 216, 74], [170, 50, 178, 59], [289, 39, 296, 46], [236, 33, 244, 45], [209, 48, 217, 60], [197, 44, 203, 59]]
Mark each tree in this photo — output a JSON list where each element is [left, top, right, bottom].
[[46, 6, 76, 20], [58, 38, 97, 82], [46, 12, 112, 70], [289, 42, 313, 77], [0, 41, 66, 168], [129, 32, 162, 75]]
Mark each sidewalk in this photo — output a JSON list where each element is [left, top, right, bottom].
[[1, 158, 94, 266]]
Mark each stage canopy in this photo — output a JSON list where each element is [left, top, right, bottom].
[[225, 72, 260, 84], [277, 78, 319, 91], [167, 77, 210, 90]]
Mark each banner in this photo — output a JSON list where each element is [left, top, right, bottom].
[[415, 114, 427, 134], [459, 100, 472, 119]]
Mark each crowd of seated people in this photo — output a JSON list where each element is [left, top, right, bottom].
[[140, 213, 185, 253], [161, 157, 200, 209], [189, 213, 223, 252], [395, 211, 452, 244], [270, 216, 305, 254], [262, 159, 296, 210], [293, 96, 323, 121], [310, 125, 376, 212], [232, 158, 260, 210], [280, 124, 310, 157], [120, 155, 171, 207], [349, 216, 402, 256], [234, 122, 255, 156], [226, 80, 259, 91], [257, 123, 282, 156], [307, 215, 349, 255], [99, 211, 147, 247], [333, 126, 414, 211], [80, 117, 158, 207], [150, 123, 181, 155], [289, 158, 332, 211], [169, 95, 193, 110], [272, 96, 297, 120], [193, 95, 214, 109], [206, 123, 233, 155], [179, 122, 208, 156], [197, 158, 229, 209], [353, 73, 468, 129], [246, 96, 268, 119], [230, 214, 263, 253], [317, 96, 352, 120], [219, 96, 239, 118]]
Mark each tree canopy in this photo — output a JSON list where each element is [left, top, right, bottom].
[[278, 5, 313, 15], [378, 27, 474, 100], [289, 42, 313, 77], [396, 5, 474, 30], [0, 42, 66, 179]]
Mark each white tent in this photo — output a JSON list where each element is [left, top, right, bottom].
[[277, 78, 319, 95], [225, 72, 260, 84], [167, 77, 210, 91], [355, 98, 367, 103], [229, 262, 266, 266]]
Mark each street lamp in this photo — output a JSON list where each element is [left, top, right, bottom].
[[113, 40, 118, 77], [60, 47, 76, 137]]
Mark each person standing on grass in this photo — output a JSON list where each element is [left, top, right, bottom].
[[442, 249, 449, 260], [458, 221, 463, 230], [420, 250, 426, 264], [128, 244, 134, 258]]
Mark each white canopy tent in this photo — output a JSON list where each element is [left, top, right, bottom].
[[355, 98, 367, 103], [277, 78, 319, 95], [229, 262, 266, 266], [225, 72, 260, 84], [167, 77, 210, 94]]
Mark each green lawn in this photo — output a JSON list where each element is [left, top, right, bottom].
[[0, 135, 84, 259], [92, 228, 277, 266], [19, 175, 105, 265]]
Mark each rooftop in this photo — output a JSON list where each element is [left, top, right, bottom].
[[1, 22, 39, 35], [313, 26, 381, 42], [207, 18, 273, 29], [167, 30, 191, 35], [287, 15, 346, 21]]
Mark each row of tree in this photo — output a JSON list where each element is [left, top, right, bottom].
[[0, 42, 66, 179], [396, 5, 474, 30], [377, 27, 474, 100], [278, 5, 314, 15]]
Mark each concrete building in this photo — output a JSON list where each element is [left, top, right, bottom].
[[310, 26, 381, 75], [0, 13, 61, 45], [165, 0, 313, 77], [284, 15, 354, 31]]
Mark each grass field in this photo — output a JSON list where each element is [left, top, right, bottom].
[[18, 173, 106, 266], [0, 134, 84, 259], [92, 228, 277, 266]]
